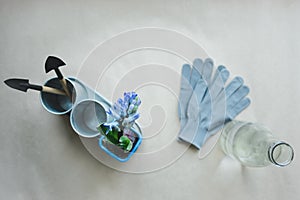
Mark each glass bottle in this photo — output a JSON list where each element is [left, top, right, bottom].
[[219, 120, 294, 167]]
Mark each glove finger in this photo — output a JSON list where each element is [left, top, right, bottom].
[[229, 97, 251, 120], [182, 64, 191, 81], [194, 79, 207, 103], [178, 64, 192, 119], [210, 65, 230, 86], [190, 59, 203, 88], [209, 65, 228, 88], [227, 85, 250, 109], [225, 76, 244, 97], [187, 81, 206, 120], [209, 66, 230, 99], [216, 65, 226, 73], [193, 58, 204, 74], [216, 65, 230, 83], [202, 58, 213, 84]]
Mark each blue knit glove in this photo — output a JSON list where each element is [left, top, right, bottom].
[[178, 58, 213, 122], [178, 58, 250, 149]]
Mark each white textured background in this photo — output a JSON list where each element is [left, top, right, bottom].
[[0, 0, 299, 199]]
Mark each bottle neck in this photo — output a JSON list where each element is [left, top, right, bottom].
[[268, 141, 294, 167]]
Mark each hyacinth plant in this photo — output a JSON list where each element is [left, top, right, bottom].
[[97, 92, 141, 152]]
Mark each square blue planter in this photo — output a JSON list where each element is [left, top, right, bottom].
[[99, 127, 142, 162]]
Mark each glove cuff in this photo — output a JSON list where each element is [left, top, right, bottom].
[[178, 120, 201, 149]]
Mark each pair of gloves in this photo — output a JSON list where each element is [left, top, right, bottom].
[[178, 58, 250, 149]]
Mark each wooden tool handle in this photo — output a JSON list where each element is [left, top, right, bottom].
[[59, 78, 71, 97], [42, 86, 66, 95]]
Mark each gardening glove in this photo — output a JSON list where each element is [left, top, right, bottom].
[[195, 74, 251, 148], [178, 58, 213, 143], [178, 60, 230, 148], [178, 58, 251, 149]]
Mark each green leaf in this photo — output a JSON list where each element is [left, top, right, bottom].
[[98, 124, 120, 144], [97, 124, 108, 135], [119, 136, 133, 152], [125, 140, 133, 151], [119, 136, 129, 145], [106, 128, 119, 144]]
